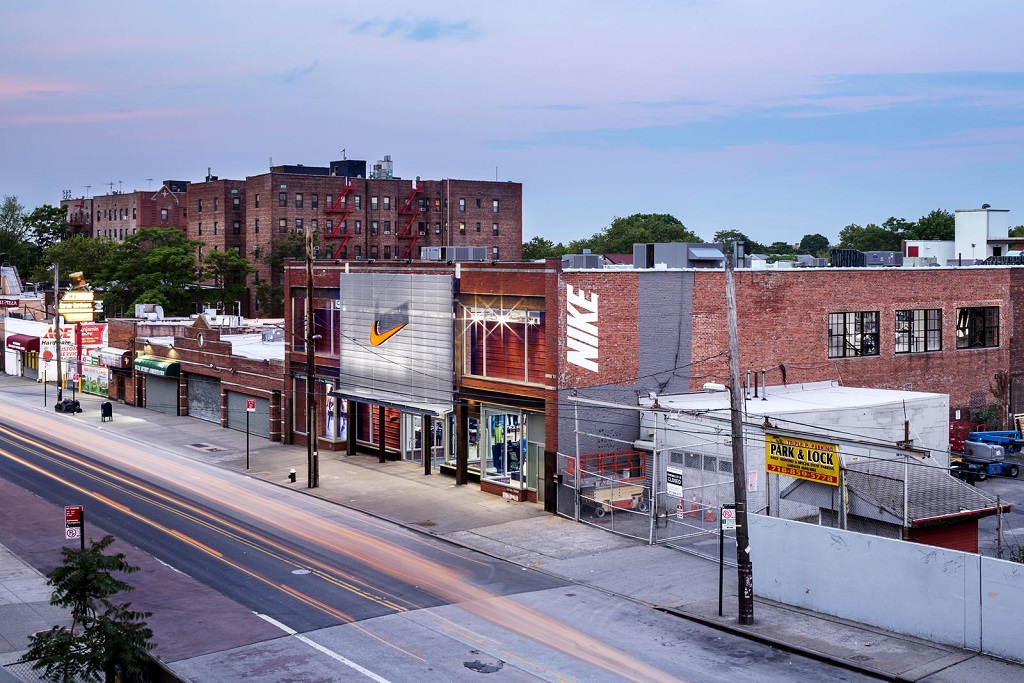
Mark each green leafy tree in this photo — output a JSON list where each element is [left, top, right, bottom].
[[1008, 225, 1024, 238], [766, 241, 795, 255], [837, 223, 902, 252], [713, 229, 766, 256], [908, 209, 954, 241], [25, 535, 155, 683], [0, 195, 39, 276], [98, 227, 202, 316], [590, 213, 702, 254], [204, 249, 256, 314], [37, 236, 120, 285], [799, 233, 831, 255], [24, 204, 70, 251], [522, 236, 566, 260]]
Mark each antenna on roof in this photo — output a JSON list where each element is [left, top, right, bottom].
[[145, 178, 153, 190], [84, 185, 91, 198]]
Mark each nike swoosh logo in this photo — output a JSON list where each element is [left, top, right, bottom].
[[370, 321, 407, 346]]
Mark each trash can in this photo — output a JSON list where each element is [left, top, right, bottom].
[[101, 401, 113, 422]]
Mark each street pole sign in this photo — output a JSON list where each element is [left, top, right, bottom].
[[64, 505, 85, 550], [721, 504, 737, 531]]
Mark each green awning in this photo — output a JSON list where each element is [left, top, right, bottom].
[[134, 355, 180, 377]]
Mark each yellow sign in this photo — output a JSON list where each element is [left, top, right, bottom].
[[765, 434, 840, 486], [58, 289, 96, 323]]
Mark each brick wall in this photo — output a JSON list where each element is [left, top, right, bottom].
[[690, 267, 1014, 420]]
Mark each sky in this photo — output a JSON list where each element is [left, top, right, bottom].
[[2, 1, 1024, 246]]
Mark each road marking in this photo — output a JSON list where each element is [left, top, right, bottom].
[[256, 613, 392, 683]]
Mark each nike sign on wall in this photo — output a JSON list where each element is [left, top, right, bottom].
[[370, 321, 407, 346]]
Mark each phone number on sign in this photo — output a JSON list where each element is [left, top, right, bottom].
[[767, 464, 838, 484]]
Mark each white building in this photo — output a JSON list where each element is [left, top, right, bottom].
[[638, 381, 950, 517]]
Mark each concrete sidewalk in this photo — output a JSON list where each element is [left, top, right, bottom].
[[1, 374, 1022, 681]]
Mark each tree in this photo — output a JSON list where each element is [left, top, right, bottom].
[[713, 229, 766, 256], [0, 195, 38, 276], [1009, 225, 1024, 238], [837, 223, 902, 252], [766, 241, 795, 255], [24, 204, 70, 251], [908, 209, 954, 241], [522, 236, 565, 260], [203, 249, 256, 314], [590, 214, 702, 254], [25, 535, 155, 683], [799, 233, 831, 255], [37, 236, 120, 285], [98, 227, 202, 316]]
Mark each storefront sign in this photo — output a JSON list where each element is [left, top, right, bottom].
[[566, 284, 599, 372], [0, 297, 18, 308], [58, 290, 96, 323], [765, 433, 841, 486]]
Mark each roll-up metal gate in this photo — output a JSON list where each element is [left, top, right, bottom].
[[145, 376, 179, 415], [226, 391, 270, 438], [187, 374, 221, 424]]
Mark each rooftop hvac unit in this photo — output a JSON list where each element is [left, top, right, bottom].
[[419, 246, 488, 262], [561, 253, 603, 269]]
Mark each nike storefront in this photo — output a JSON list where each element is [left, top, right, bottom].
[[328, 272, 455, 468]]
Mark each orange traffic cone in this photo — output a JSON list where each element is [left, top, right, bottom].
[[689, 494, 698, 517], [705, 501, 716, 522]]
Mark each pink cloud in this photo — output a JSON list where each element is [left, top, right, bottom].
[[0, 77, 81, 100], [0, 107, 199, 127]]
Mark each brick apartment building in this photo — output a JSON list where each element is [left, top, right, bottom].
[[187, 157, 524, 316], [61, 180, 190, 241]]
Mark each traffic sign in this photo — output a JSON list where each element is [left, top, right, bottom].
[[721, 504, 737, 531], [65, 527, 80, 540], [246, 399, 256, 412], [65, 505, 82, 525]]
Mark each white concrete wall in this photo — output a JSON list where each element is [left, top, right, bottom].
[[955, 209, 1011, 261], [904, 240, 955, 263], [750, 514, 1024, 662]]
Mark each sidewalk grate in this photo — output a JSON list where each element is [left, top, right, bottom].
[[186, 443, 226, 453]]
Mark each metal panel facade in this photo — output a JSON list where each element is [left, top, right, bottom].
[[337, 272, 454, 408]]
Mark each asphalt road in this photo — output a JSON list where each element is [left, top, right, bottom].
[[0, 406, 882, 682]]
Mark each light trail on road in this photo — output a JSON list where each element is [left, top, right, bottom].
[[0, 404, 689, 682]]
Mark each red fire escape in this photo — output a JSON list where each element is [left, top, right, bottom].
[[398, 187, 423, 260], [324, 180, 356, 259], [68, 199, 89, 236]]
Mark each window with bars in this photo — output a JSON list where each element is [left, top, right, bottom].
[[895, 309, 941, 353], [828, 311, 879, 358], [956, 306, 999, 349]]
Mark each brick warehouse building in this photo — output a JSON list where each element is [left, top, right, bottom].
[[557, 264, 1020, 460], [187, 157, 523, 317]]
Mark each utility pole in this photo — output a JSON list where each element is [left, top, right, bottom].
[[53, 263, 63, 403], [725, 254, 754, 625], [305, 233, 319, 488]]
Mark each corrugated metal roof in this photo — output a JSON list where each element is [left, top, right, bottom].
[[781, 459, 1003, 527]]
